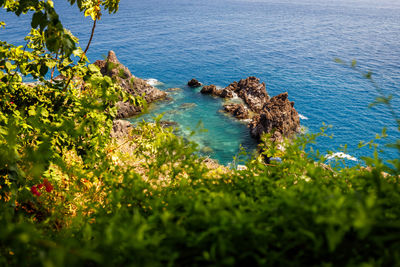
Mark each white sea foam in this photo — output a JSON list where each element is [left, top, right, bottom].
[[145, 78, 163, 86], [325, 152, 357, 161], [299, 114, 308, 120]]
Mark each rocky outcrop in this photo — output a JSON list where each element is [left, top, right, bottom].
[[94, 51, 167, 118], [224, 77, 269, 112], [200, 85, 219, 95], [110, 119, 132, 138], [200, 77, 268, 111], [200, 76, 300, 143], [219, 88, 234, 98], [223, 104, 250, 120], [187, 79, 202, 88], [249, 92, 300, 142]]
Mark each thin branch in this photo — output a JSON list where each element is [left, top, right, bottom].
[[80, 18, 97, 62], [63, 76, 72, 92]]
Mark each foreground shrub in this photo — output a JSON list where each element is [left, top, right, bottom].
[[1, 1, 400, 266]]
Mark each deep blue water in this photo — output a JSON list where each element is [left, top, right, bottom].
[[2, 0, 400, 165]]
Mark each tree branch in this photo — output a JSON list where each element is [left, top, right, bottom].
[[80, 18, 97, 62]]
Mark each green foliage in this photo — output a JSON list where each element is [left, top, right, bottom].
[[0, 0, 124, 224], [1, 2, 400, 267]]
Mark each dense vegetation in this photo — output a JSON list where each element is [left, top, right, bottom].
[[1, 1, 400, 266]]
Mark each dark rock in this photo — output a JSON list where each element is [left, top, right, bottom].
[[220, 88, 234, 98], [187, 78, 202, 87], [200, 77, 269, 110], [198, 76, 299, 145], [224, 76, 269, 112], [249, 92, 300, 142], [200, 85, 234, 98], [223, 103, 250, 120], [115, 102, 141, 119], [110, 119, 132, 138], [95, 51, 167, 118], [200, 85, 220, 96], [199, 77, 299, 144]]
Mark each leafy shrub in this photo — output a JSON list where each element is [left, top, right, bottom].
[[1, 1, 400, 266]]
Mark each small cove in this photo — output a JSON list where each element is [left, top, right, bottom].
[[129, 81, 259, 165], [1, 0, 399, 164]]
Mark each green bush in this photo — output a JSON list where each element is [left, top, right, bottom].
[[1, 1, 400, 266]]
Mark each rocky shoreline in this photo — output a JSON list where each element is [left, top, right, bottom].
[[198, 76, 300, 143], [102, 51, 300, 160], [94, 51, 168, 119]]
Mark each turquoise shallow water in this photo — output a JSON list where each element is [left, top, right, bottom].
[[1, 0, 400, 165], [132, 82, 258, 164]]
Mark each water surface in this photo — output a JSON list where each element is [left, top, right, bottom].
[[1, 0, 399, 164]]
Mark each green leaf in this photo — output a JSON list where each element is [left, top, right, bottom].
[[31, 12, 45, 29], [45, 60, 56, 69], [39, 63, 49, 76], [88, 64, 100, 73], [28, 107, 36, 116], [40, 108, 49, 118], [5, 61, 15, 71]]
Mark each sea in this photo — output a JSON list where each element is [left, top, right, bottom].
[[1, 0, 400, 166]]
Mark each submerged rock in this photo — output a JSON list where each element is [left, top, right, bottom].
[[249, 92, 300, 142], [187, 78, 202, 87], [200, 146, 214, 154], [223, 103, 250, 120], [166, 87, 182, 92], [179, 103, 197, 110], [160, 120, 179, 129], [94, 51, 167, 118], [163, 96, 175, 103]]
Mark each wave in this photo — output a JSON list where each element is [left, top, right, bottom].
[[325, 152, 357, 161], [299, 114, 308, 120], [231, 91, 239, 99], [145, 78, 164, 86]]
